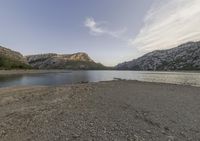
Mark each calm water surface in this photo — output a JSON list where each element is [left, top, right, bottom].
[[0, 71, 200, 88]]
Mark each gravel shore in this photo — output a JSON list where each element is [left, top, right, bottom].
[[0, 80, 200, 141]]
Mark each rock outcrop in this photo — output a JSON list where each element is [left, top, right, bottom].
[[0, 46, 30, 69], [116, 41, 200, 71], [26, 52, 106, 69]]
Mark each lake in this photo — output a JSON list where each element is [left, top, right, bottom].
[[0, 70, 200, 88]]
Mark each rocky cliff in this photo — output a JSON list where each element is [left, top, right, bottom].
[[26, 52, 106, 69], [0, 46, 30, 69], [116, 41, 200, 71], [0, 45, 106, 70]]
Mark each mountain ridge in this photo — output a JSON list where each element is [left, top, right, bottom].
[[1, 41, 200, 70], [0, 46, 106, 70], [26, 52, 105, 69], [116, 41, 200, 70]]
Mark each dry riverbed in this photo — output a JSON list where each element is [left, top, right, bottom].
[[0, 80, 200, 141]]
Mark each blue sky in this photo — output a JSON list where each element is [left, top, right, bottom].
[[0, 0, 200, 66]]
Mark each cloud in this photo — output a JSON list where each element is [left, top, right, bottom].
[[130, 0, 200, 52], [84, 17, 127, 40]]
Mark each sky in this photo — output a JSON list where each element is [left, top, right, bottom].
[[0, 0, 200, 66]]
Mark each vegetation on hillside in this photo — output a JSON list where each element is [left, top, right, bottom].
[[35, 60, 109, 70], [0, 56, 32, 70]]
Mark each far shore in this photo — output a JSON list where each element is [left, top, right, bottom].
[[0, 69, 200, 76], [0, 69, 72, 75], [0, 69, 117, 75]]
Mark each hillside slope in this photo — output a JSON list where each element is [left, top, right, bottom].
[[0, 46, 31, 69], [116, 41, 200, 71], [26, 52, 106, 69]]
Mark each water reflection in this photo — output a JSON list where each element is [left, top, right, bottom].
[[0, 71, 200, 88]]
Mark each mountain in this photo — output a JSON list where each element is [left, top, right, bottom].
[[0, 45, 106, 70], [26, 52, 106, 69], [116, 41, 200, 71], [0, 46, 31, 69]]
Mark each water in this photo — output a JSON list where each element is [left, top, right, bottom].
[[0, 71, 200, 88]]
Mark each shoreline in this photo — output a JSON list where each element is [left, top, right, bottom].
[[0, 70, 200, 89], [0, 79, 200, 90], [0, 80, 200, 140], [0, 79, 199, 90], [0, 69, 73, 75], [0, 69, 200, 75]]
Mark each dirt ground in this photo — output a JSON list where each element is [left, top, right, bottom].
[[0, 80, 200, 141]]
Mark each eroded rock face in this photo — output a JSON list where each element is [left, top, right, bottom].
[[26, 52, 104, 69], [116, 41, 200, 70]]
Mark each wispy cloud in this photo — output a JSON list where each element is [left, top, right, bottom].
[[84, 17, 127, 40], [130, 0, 200, 52]]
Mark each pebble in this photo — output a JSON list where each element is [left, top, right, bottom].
[[164, 126, 170, 131], [180, 131, 186, 137], [146, 130, 151, 134], [0, 130, 6, 136], [72, 133, 80, 138], [167, 135, 175, 141], [161, 130, 166, 134]]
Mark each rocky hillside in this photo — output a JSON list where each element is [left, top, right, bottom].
[[116, 41, 200, 71], [0, 45, 106, 70], [26, 52, 106, 69], [0, 46, 31, 69]]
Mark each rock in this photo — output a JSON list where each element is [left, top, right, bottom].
[[164, 126, 170, 131], [180, 131, 186, 137], [116, 41, 200, 71], [167, 135, 175, 141], [161, 130, 166, 134], [72, 133, 80, 138], [0, 130, 6, 137], [146, 130, 151, 134]]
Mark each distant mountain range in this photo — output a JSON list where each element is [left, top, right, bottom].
[[116, 41, 200, 70], [1, 41, 200, 70], [0, 46, 106, 70]]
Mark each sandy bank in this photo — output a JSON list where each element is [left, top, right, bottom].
[[0, 80, 200, 141]]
